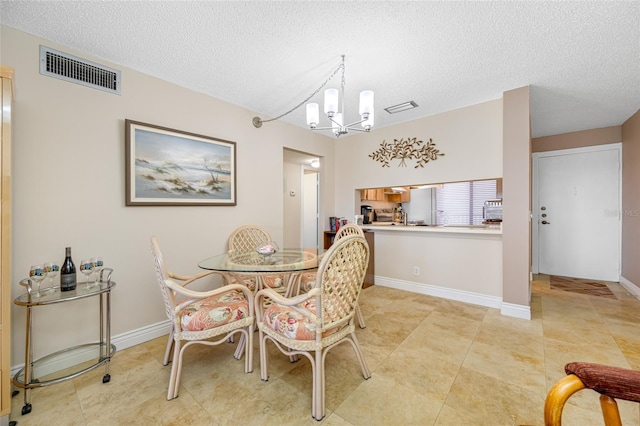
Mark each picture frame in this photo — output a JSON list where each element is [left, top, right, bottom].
[[125, 119, 236, 206]]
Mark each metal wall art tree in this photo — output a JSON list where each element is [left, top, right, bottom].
[[369, 137, 445, 168]]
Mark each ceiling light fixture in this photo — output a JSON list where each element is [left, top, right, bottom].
[[252, 55, 374, 137], [384, 101, 418, 114], [390, 187, 407, 193], [310, 159, 320, 168]]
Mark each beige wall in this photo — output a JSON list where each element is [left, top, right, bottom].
[[1, 26, 336, 364], [333, 99, 504, 219], [329, 99, 514, 311], [373, 230, 503, 298], [621, 110, 640, 288], [532, 126, 621, 152], [502, 86, 531, 309]]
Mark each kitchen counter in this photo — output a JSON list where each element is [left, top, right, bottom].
[[359, 222, 503, 310], [362, 223, 502, 235]]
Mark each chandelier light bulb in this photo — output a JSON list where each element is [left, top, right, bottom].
[[359, 90, 374, 118], [324, 88, 339, 117], [306, 103, 319, 128]]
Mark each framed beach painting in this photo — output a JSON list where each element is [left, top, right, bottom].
[[125, 120, 236, 206]]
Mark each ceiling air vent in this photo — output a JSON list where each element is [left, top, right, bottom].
[[39, 46, 121, 95], [384, 101, 418, 114]]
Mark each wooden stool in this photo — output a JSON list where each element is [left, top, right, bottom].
[[544, 362, 640, 426]]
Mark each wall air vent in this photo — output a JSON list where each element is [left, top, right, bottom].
[[39, 46, 121, 95]]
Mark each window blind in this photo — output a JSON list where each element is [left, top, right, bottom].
[[435, 180, 497, 225]]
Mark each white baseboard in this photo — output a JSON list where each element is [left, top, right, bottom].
[[11, 320, 171, 378], [619, 275, 640, 300], [500, 302, 531, 320], [373, 276, 530, 320], [374, 276, 501, 308], [111, 319, 171, 350]]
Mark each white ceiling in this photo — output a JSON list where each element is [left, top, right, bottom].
[[1, 1, 638, 139]]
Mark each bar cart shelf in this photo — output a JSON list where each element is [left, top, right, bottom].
[[12, 270, 116, 415]]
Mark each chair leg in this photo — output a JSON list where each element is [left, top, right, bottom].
[[355, 304, 366, 329], [233, 332, 246, 360], [163, 329, 175, 366], [544, 374, 586, 425], [349, 332, 371, 379], [171, 341, 189, 400], [167, 339, 182, 400], [245, 328, 253, 374], [313, 349, 322, 420], [599, 394, 622, 426], [259, 329, 269, 381]]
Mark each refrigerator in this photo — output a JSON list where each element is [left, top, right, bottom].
[[402, 188, 435, 225]]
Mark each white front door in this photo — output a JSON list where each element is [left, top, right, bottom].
[[533, 144, 621, 281]]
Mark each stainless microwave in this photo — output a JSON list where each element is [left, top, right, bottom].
[[483, 199, 503, 222]]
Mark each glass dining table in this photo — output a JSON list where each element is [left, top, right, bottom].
[[199, 248, 323, 361], [198, 248, 323, 297]]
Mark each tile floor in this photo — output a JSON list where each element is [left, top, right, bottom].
[[10, 275, 640, 425]]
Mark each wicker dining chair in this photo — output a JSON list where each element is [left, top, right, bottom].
[[150, 236, 254, 400], [544, 362, 640, 426], [255, 234, 371, 420], [299, 223, 368, 328], [226, 224, 285, 293]]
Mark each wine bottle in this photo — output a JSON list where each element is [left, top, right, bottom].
[[60, 247, 76, 291]]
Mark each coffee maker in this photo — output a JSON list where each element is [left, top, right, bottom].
[[361, 205, 373, 224]]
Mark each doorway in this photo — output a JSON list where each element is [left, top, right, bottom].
[[283, 148, 320, 249], [532, 144, 621, 281], [302, 171, 319, 248]]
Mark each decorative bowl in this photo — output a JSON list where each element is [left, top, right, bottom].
[[256, 241, 278, 257]]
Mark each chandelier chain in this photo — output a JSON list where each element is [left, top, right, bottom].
[[341, 55, 346, 91], [340, 54, 346, 117], [259, 61, 345, 124]]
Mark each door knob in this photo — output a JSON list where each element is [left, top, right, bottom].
[[541, 220, 550, 225]]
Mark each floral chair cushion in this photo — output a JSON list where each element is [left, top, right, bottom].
[[262, 275, 284, 289], [229, 274, 284, 292], [299, 271, 316, 293], [262, 295, 346, 340], [178, 289, 249, 332], [228, 275, 258, 291]]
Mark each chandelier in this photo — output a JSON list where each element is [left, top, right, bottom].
[[252, 55, 374, 137]]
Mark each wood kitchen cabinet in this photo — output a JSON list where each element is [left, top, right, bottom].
[[324, 230, 374, 288], [361, 187, 411, 202], [360, 188, 384, 201], [386, 187, 411, 203]]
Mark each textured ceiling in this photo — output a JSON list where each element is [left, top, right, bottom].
[[1, 1, 639, 138]]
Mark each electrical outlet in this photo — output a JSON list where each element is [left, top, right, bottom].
[[413, 266, 420, 276]]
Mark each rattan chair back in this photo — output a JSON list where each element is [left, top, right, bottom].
[[334, 223, 365, 241], [228, 224, 271, 253]]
